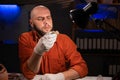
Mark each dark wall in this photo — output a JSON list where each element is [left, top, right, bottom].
[[0, 44, 21, 73]]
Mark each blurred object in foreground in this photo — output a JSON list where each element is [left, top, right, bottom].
[[8, 73, 27, 80], [0, 64, 8, 80]]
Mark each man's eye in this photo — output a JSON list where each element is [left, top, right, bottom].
[[37, 17, 44, 21], [47, 16, 51, 19]]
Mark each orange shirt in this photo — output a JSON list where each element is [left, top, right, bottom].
[[18, 31, 88, 79]]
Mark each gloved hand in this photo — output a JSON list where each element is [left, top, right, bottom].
[[41, 73, 65, 80], [32, 75, 43, 80], [34, 31, 59, 55]]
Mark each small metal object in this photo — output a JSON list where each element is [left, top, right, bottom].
[[50, 31, 56, 34]]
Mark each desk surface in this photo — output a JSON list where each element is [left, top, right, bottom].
[[76, 76, 112, 80], [8, 73, 112, 80], [33, 75, 112, 80]]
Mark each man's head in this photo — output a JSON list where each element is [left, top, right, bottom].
[[30, 5, 53, 35]]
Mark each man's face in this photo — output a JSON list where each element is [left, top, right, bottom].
[[30, 7, 53, 34]]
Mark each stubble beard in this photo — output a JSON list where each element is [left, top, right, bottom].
[[33, 24, 52, 36]]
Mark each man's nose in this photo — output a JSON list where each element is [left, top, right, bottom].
[[43, 18, 48, 24]]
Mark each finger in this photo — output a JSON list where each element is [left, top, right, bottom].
[[44, 34, 57, 39], [55, 30, 59, 35], [41, 75, 47, 80]]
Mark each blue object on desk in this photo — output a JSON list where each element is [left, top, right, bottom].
[[3, 40, 17, 44], [81, 29, 104, 32]]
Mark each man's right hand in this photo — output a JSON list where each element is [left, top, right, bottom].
[[33, 31, 58, 55]]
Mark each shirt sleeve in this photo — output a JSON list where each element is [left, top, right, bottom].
[[18, 33, 36, 79], [62, 34, 88, 77]]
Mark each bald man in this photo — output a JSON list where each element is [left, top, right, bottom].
[[18, 5, 88, 80]]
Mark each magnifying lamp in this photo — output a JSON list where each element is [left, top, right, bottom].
[[70, 2, 98, 29]]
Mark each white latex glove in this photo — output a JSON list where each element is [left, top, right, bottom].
[[41, 73, 65, 80], [32, 75, 43, 80], [34, 31, 58, 55]]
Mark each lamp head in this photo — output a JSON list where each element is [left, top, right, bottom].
[[70, 2, 98, 28]]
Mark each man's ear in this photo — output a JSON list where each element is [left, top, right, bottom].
[[29, 19, 33, 27]]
